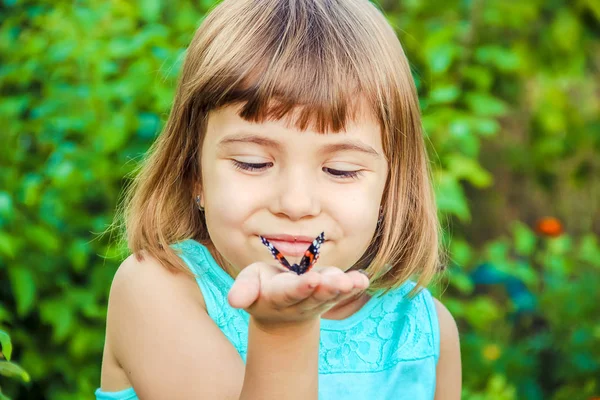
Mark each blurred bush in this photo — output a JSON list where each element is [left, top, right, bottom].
[[0, 0, 598, 399], [441, 225, 600, 399]]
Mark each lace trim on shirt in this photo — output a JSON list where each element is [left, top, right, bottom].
[[319, 283, 436, 373]]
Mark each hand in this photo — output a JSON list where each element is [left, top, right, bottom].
[[227, 262, 369, 329]]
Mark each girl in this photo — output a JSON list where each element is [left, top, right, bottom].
[[96, 0, 461, 399]]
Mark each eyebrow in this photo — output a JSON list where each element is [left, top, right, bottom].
[[217, 133, 283, 151], [217, 133, 381, 158]]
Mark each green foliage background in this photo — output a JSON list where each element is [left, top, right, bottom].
[[1, 0, 599, 399]]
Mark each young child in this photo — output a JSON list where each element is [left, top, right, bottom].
[[96, 0, 461, 399]]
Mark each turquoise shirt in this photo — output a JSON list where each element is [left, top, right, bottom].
[[96, 239, 440, 399]]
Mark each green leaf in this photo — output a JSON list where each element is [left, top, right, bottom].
[[68, 240, 90, 273], [0, 360, 31, 383], [512, 221, 537, 256], [138, 0, 162, 23], [474, 45, 521, 72], [0, 232, 16, 259], [8, 268, 37, 317], [486, 240, 510, 262], [21, 174, 43, 207], [450, 239, 473, 267], [462, 65, 493, 90], [0, 192, 12, 218], [448, 119, 481, 157], [465, 93, 508, 117], [449, 118, 471, 138], [446, 154, 493, 188], [449, 269, 475, 295], [429, 84, 460, 104], [465, 297, 502, 331], [551, 10, 581, 52], [24, 225, 60, 253], [512, 259, 539, 287], [0, 304, 11, 324], [40, 300, 74, 343], [547, 236, 572, 256], [0, 330, 12, 361], [94, 112, 131, 154], [578, 234, 600, 268], [585, 0, 600, 20], [426, 45, 457, 74], [473, 117, 501, 137], [434, 172, 471, 222]]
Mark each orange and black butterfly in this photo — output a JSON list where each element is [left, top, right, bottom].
[[259, 232, 325, 274]]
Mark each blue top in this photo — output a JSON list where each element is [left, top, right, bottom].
[[96, 239, 440, 400]]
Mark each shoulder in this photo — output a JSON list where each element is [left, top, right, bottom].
[[110, 251, 206, 310], [105, 252, 208, 361], [102, 252, 245, 397], [432, 298, 462, 400]]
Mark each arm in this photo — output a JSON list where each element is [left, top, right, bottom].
[[433, 298, 462, 400], [240, 318, 320, 400]]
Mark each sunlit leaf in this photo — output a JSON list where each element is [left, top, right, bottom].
[[0, 330, 12, 361], [0, 360, 30, 382]]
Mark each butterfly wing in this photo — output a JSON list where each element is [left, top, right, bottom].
[[259, 236, 292, 270], [296, 232, 325, 274]]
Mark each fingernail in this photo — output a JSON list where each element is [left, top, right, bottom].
[[357, 269, 369, 277]]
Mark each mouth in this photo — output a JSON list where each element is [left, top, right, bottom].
[[260, 234, 323, 257]]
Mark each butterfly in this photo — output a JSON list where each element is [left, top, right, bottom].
[[259, 232, 325, 274]]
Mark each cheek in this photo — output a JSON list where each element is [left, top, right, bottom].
[[201, 164, 265, 269], [326, 178, 383, 228], [324, 188, 382, 268], [203, 162, 264, 226]]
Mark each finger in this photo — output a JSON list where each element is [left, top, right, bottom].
[[293, 268, 351, 311], [265, 270, 321, 309], [228, 263, 261, 309], [312, 267, 353, 301], [315, 270, 370, 311], [296, 269, 369, 313], [346, 270, 370, 290]]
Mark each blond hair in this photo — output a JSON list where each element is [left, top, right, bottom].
[[118, 0, 446, 295]]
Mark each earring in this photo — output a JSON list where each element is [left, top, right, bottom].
[[195, 195, 204, 211]]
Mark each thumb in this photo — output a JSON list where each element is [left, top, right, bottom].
[[228, 263, 261, 309]]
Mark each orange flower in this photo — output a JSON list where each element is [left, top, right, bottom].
[[535, 217, 563, 237]]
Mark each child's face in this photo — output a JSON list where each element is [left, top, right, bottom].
[[199, 102, 388, 274]]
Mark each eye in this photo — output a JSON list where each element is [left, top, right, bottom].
[[323, 167, 362, 180], [232, 160, 273, 172]]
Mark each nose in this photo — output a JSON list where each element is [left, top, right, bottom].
[[270, 167, 321, 221]]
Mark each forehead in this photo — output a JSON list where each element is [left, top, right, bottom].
[[205, 101, 384, 150]]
